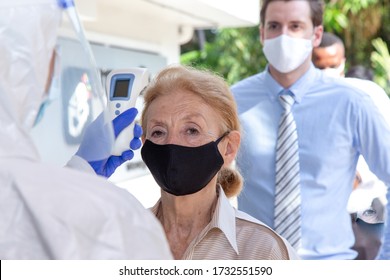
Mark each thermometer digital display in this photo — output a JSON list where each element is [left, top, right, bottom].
[[106, 68, 149, 155]]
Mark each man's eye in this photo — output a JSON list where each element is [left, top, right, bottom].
[[291, 24, 303, 31], [268, 23, 278, 30]]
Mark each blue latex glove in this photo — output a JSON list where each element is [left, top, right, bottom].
[[76, 107, 143, 178]]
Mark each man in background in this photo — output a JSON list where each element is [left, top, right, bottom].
[[231, 0, 390, 260], [312, 31, 389, 259]]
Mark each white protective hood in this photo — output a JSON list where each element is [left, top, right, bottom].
[[0, 0, 174, 260], [0, 0, 61, 160]]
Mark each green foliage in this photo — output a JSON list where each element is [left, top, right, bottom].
[[180, 0, 389, 91], [323, 5, 348, 33], [323, 0, 379, 30], [371, 38, 390, 94], [323, 0, 389, 95], [181, 27, 266, 85], [340, 0, 378, 13]]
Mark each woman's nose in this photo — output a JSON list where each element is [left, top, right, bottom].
[[165, 132, 180, 145]]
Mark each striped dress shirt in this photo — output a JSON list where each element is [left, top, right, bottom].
[[151, 186, 299, 260]]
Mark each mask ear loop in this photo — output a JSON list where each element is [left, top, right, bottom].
[[215, 131, 230, 144], [34, 45, 62, 127], [46, 44, 62, 101]]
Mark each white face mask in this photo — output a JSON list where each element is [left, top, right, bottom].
[[322, 62, 345, 78], [263, 34, 313, 73]]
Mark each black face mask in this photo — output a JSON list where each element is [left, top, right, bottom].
[[141, 133, 228, 196]]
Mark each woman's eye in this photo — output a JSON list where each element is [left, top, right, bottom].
[[185, 127, 200, 136], [150, 130, 165, 138]]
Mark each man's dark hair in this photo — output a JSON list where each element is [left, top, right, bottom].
[[260, 0, 325, 27], [319, 32, 344, 48]]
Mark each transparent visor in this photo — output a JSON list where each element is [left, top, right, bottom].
[[58, 0, 114, 162]]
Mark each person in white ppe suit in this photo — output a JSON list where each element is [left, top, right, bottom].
[[0, 0, 172, 260]]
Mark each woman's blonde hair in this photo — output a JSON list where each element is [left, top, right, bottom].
[[141, 65, 243, 197]]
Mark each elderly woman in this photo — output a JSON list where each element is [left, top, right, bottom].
[[140, 65, 298, 260]]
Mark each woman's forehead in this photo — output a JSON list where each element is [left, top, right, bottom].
[[145, 90, 221, 125], [147, 90, 203, 112]]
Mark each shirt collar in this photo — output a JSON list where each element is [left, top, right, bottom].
[[212, 185, 239, 254], [264, 63, 318, 103], [264, 65, 284, 102]]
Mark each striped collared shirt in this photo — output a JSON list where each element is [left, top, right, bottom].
[[151, 186, 299, 260]]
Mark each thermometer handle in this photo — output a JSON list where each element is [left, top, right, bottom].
[[106, 68, 149, 156]]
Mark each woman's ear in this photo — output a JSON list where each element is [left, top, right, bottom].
[[221, 130, 240, 167]]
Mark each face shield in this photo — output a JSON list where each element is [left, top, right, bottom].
[[57, 0, 115, 162], [0, 0, 115, 163]]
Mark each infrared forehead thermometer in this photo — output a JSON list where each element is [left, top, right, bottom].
[[107, 68, 149, 156]]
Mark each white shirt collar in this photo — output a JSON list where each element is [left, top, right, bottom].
[[212, 185, 239, 254]]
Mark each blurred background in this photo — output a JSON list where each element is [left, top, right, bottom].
[[31, 0, 260, 207], [181, 0, 390, 95], [31, 0, 389, 207]]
